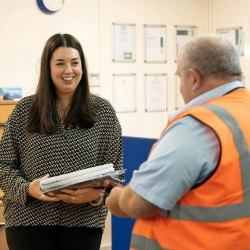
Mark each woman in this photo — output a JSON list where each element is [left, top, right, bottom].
[[0, 33, 123, 250]]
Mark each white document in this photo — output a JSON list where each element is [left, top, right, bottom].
[[145, 74, 167, 112], [113, 23, 136, 62], [217, 28, 241, 53], [176, 26, 196, 60], [145, 25, 166, 63], [41, 163, 113, 187], [113, 74, 136, 112], [40, 163, 126, 195]]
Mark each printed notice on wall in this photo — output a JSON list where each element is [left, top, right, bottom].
[[144, 25, 166, 63], [113, 23, 136, 62], [112, 74, 136, 112], [145, 74, 167, 112], [217, 27, 242, 54], [175, 25, 196, 61]]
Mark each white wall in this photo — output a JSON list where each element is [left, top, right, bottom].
[[100, 0, 209, 138], [0, 0, 100, 97], [0, 0, 214, 248]]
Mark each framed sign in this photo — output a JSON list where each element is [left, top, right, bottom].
[[112, 74, 136, 112], [144, 74, 168, 112], [217, 27, 243, 55], [175, 25, 196, 61], [144, 24, 166, 63], [113, 23, 136, 62]]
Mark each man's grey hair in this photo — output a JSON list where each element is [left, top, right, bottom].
[[178, 35, 242, 81]]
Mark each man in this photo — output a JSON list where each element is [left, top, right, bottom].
[[106, 35, 250, 249]]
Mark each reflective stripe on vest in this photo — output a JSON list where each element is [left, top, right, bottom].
[[157, 103, 250, 222], [131, 234, 170, 250]]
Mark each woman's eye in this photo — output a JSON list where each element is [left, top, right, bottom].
[[73, 61, 79, 65], [56, 63, 64, 66]]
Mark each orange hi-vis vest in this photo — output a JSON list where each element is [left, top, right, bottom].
[[130, 88, 250, 250]]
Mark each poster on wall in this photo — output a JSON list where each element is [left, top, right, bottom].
[[112, 74, 136, 112], [217, 27, 243, 55], [144, 74, 168, 112], [112, 23, 136, 62], [175, 74, 185, 110], [175, 25, 196, 61], [144, 24, 166, 63]]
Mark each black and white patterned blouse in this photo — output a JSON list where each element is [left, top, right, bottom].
[[0, 95, 123, 230]]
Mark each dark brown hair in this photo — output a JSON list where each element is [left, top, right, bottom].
[[26, 33, 94, 134]]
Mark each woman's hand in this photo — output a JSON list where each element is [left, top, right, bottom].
[[28, 174, 61, 202], [56, 187, 102, 204]]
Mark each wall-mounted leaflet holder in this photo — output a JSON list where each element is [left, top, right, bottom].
[[112, 73, 136, 113], [217, 27, 243, 56], [144, 74, 168, 112], [144, 24, 167, 63], [112, 23, 136, 62], [175, 25, 196, 62], [89, 73, 101, 96], [175, 73, 185, 110], [90, 87, 101, 97], [90, 73, 100, 87]]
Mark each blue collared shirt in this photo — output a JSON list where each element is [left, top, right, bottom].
[[130, 81, 243, 210]]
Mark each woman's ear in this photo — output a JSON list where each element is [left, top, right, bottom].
[[189, 69, 202, 92]]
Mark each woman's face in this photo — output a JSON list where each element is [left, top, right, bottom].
[[50, 47, 82, 97]]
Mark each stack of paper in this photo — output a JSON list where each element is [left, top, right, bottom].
[[40, 163, 125, 196]]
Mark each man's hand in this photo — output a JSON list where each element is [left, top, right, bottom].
[[105, 187, 128, 217], [106, 185, 162, 218]]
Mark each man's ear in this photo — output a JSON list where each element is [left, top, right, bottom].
[[189, 69, 202, 92]]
